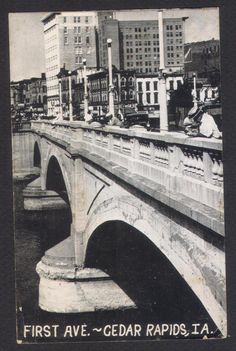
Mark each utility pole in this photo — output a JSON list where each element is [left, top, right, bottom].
[[58, 78, 63, 119], [68, 71, 73, 121], [83, 59, 89, 121], [193, 73, 198, 107], [107, 38, 115, 117], [158, 10, 168, 132]]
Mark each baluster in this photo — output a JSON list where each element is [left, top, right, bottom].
[[217, 159, 223, 184], [212, 156, 219, 182]]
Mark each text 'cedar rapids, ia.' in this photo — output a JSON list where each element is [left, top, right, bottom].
[[23, 323, 213, 338]]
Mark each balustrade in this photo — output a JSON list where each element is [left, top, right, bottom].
[[31, 120, 223, 209]]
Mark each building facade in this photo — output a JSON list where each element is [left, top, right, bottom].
[[42, 11, 113, 115], [136, 74, 183, 110], [10, 74, 47, 115], [88, 69, 137, 115], [98, 17, 187, 73], [184, 39, 220, 80]]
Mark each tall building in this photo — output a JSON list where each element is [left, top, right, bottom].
[[42, 11, 112, 115], [98, 17, 187, 73], [42, 11, 186, 115]]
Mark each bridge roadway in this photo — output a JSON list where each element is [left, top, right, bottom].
[[13, 120, 226, 336]]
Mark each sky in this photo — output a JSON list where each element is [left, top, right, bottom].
[[9, 8, 219, 82]]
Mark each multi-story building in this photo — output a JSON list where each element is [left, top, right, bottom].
[[10, 74, 47, 114], [98, 17, 187, 73], [184, 39, 221, 105], [42, 11, 187, 115], [42, 11, 113, 115], [136, 73, 183, 110], [27, 73, 47, 112], [57, 66, 98, 117], [184, 39, 220, 80], [87, 69, 137, 115]]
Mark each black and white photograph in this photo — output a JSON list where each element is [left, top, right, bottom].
[[9, 7, 226, 344]]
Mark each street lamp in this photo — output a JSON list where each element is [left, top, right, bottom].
[[193, 73, 198, 107], [158, 10, 168, 133], [68, 71, 73, 121], [107, 38, 115, 117], [83, 59, 89, 121], [58, 78, 63, 119]]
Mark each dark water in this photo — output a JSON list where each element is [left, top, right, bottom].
[[14, 179, 220, 343]]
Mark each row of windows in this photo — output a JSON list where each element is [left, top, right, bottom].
[[202, 45, 220, 54], [64, 36, 90, 45], [125, 39, 182, 47], [122, 26, 158, 32], [64, 26, 91, 33], [46, 64, 59, 72], [46, 75, 58, 82], [138, 92, 159, 104], [138, 81, 159, 91], [167, 53, 183, 58], [166, 24, 182, 30], [75, 55, 83, 64], [47, 85, 59, 91], [45, 34, 57, 46], [46, 55, 58, 64], [125, 33, 160, 40], [63, 16, 91, 23], [74, 36, 90, 44], [126, 47, 160, 54], [166, 31, 182, 37], [46, 44, 57, 55]]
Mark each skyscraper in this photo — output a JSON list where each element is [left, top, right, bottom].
[[42, 11, 112, 115]]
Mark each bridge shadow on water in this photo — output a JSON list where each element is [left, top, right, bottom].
[[14, 180, 219, 342], [85, 221, 216, 324]]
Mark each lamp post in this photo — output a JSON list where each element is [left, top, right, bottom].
[[68, 71, 73, 121], [158, 10, 168, 132], [193, 73, 198, 107], [83, 59, 89, 121], [107, 38, 115, 117], [58, 78, 63, 119]]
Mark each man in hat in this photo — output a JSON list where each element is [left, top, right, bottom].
[[184, 105, 222, 138]]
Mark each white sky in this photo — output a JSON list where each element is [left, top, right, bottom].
[[9, 8, 219, 81]]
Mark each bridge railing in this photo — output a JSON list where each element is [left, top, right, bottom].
[[31, 120, 223, 213]]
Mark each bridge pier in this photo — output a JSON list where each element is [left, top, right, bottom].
[[23, 177, 68, 211], [36, 236, 136, 313]]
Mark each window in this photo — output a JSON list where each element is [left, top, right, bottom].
[[63, 17, 67, 23], [146, 92, 151, 103], [85, 16, 89, 23], [64, 27, 67, 33], [169, 81, 174, 90], [154, 92, 158, 103], [138, 82, 142, 91], [146, 82, 150, 91], [128, 77, 134, 86], [153, 81, 158, 91], [64, 36, 68, 45], [121, 77, 126, 87], [74, 36, 78, 44], [86, 36, 90, 45]]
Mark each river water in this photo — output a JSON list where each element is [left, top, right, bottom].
[[14, 178, 219, 343]]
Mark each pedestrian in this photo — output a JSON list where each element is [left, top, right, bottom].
[[184, 105, 222, 138]]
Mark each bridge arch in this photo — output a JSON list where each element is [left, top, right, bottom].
[[46, 155, 71, 205], [44, 151, 72, 204], [84, 195, 226, 334], [33, 141, 41, 168]]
